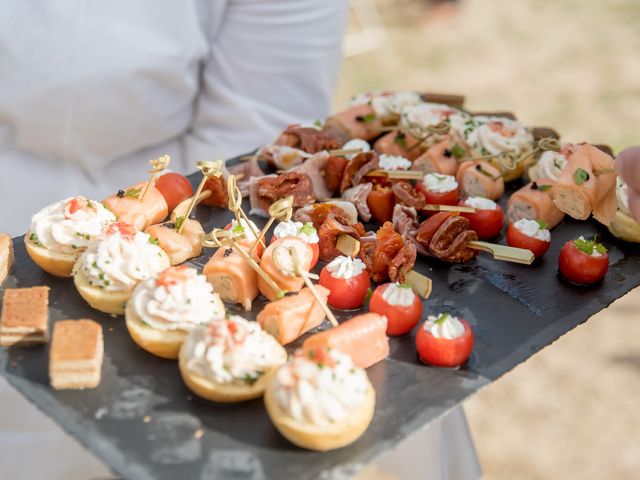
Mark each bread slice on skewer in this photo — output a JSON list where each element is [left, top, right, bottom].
[[0, 286, 49, 346], [49, 319, 103, 390], [0, 233, 14, 286]]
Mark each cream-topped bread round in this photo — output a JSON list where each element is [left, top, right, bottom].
[[178, 316, 287, 403], [608, 178, 640, 243], [25, 196, 115, 277], [264, 348, 375, 451], [125, 266, 225, 359], [73, 223, 170, 315]]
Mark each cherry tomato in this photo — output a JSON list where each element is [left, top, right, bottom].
[[416, 183, 459, 206], [319, 266, 370, 310], [416, 318, 474, 368], [461, 203, 504, 239], [367, 185, 395, 224], [558, 240, 608, 285], [104, 221, 136, 238], [369, 283, 422, 336], [506, 223, 550, 258], [155, 173, 193, 213]]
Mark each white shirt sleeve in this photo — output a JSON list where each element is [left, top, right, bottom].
[[183, 0, 350, 161]]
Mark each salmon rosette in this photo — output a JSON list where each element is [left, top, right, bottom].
[[103, 181, 168, 230], [145, 218, 204, 266], [179, 315, 287, 403], [264, 347, 375, 451]]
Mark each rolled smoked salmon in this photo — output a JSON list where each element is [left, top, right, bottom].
[[103, 182, 168, 230], [323, 104, 384, 141], [145, 219, 204, 265], [257, 287, 330, 345], [258, 237, 314, 301], [203, 246, 258, 311], [456, 161, 505, 200], [302, 313, 389, 369], [506, 179, 565, 229], [413, 136, 461, 176], [373, 130, 423, 161], [552, 144, 617, 226]]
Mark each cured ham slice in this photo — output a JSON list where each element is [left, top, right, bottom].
[[359, 222, 404, 282], [506, 179, 565, 229], [294, 201, 358, 229], [302, 313, 389, 369], [203, 246, 259, 311], [256, 145, 310, 170], [373, 130, 423, 161], [274, 125, 342, 153], [552, 144, 617, 226], [145, 219, 204, 265], [324, 156, 349, 194], [258, 237, 314, 301], [317, 216, 365, 262], [392, 204, 428, 256], [103, 182, 168, 230], [413, 137, 462, 176], [323, 104, 384, 141], [257, 287, 330, 345], [250, 173, 316, 218], [456, 161, 505, 200], [342, 183, 373, 222], [228, 156, 265, 198], [288, 152, 332, 201]]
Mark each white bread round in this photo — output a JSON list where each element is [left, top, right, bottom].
[[608, 210, 640, 243], [178, 341, 287, 403], [25, 239, 78, 277], [263, 376, 376, 451], [125, 302, 188, 359], [73, 268, 131, 315]]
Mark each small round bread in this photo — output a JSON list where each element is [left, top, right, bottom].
[[264, 375, 376, 451], [73, 267, 132, 315], [608, 210, 640, 243], [25, 238, 78, 277], [178, 332, 287, 403], [125, 302, 188, 359]]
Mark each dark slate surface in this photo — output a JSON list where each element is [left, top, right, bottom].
[[1, 170, 639, 480]]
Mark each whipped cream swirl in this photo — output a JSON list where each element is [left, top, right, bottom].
[[422, 173, 458, 193], [381, 283, 415, 307], [423, 313, 465, 339], [536, 150, 568, 181], [273, 221, 319, 244], [464, 116, 534, 157], [463, 196, 498, 210], [514, 219, 550, 242], [326, 256, 366, 279]]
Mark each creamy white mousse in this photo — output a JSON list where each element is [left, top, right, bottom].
[[381, 283, 415, 307], [378, 154, 411, 171], [183, 315, 283, 386], [325, 256, 366, 279], [230, 218, 260, 243], [422, 173, 458, 193], [463, 196, 498, 210], [273, 221, 319, 244], [616, 178, 631, 216], [28, 197, 115, 254], [130, 266, 224, 331], [463, 116, 534, 157], [400, 102, 470, 138], [514, 219, 551, 242], [423, 313, 465, 339], [536, 150, 568, 181], [75, 229, 169, 292], [272, 348, 370, 426], [342, 139, 371, 159], [350, 91, 422, 120]]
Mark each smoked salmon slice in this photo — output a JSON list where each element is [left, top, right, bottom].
[[258, 237, 313, 301], [373, 130, 423, 161], [324, 104, 384, 142], [456, 161, 505, 200], [103, 181, 168, 230], [145, 218, 204, 265], [552, 144, 617, 226], [302, 313, 389, 369], [203, 246, 259, 311], [506, 179, 565, 229], [413, 136, 461, 176], [256, 286, 330, 345]]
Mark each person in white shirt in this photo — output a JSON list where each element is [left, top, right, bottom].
[[0, 2, 480, 479]]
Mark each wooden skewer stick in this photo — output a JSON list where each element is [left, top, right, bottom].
[[467, 241, 534, 265], [249, 196, 294, 255], [512, 137, 562, 166], [336, 234, 361, 258], [140, 155, 171, 200], [366, 169, 424, 180], [203, 228, 285, 299], [226, 175, 264, 247], [406, 122, 451, 153], [326, 148, 363, 157], [423, 204, 477, 214], [177, 160, 222, 234], [593, 168, 616, 176], [287, 246, 339, 327]]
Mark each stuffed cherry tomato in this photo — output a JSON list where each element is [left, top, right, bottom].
[[369, 283, 422, 336], [460, 196, 504, 239], [416, 313, 474, 368], [318, 256, 370, 310], [155, 172, 193, 213], [506, 219, 551, 258], [271, 221, 319, 269], [367, 184, 395, 225], [558, 236, 608, 285], [416, 173, 459, 206]]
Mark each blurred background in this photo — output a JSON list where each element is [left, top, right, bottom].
[[339, 1, 640, 479]]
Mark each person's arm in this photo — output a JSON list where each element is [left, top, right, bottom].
[[184, 0, 350, 161], [615, 147, 640, 220]]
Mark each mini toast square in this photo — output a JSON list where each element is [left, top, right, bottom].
[[50, 319, 103, 390], [0, 286, 49, 346], [0, 233, 13, 286]]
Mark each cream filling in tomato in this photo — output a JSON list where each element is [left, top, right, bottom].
[[423, 314, 465, 339], [422, 173, 458, 193], [273, 220, 319, 244], [325, 256, 366, 279], [379, 154, 411, 171], [514, 219, 550, 242], [342, 139, 371, 159], [463, 196, 497, 210], [381, 283, 415, 307]]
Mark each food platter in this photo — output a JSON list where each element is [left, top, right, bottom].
[[1, 159, 639, 480]]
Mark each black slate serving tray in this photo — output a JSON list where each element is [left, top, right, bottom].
[[1, 164, 638, 480]]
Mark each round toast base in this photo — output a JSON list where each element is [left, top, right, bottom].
[[125, 304, 188, 359], [608, 210, 640, 243], [25, 239, 77, 277]]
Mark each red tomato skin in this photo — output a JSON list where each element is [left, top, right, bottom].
[[461, 204, 504, 239], [506, 223, 551, 258], [367, 187, 395, 225], [270, 235, 319, 269], [318, 268, 370, 310], [155, 173, 194, 213], [416, 183, 459, 206], [368, 284, 423, 336], [416, 319, 474, 368], [558, 241, 609, 285]]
